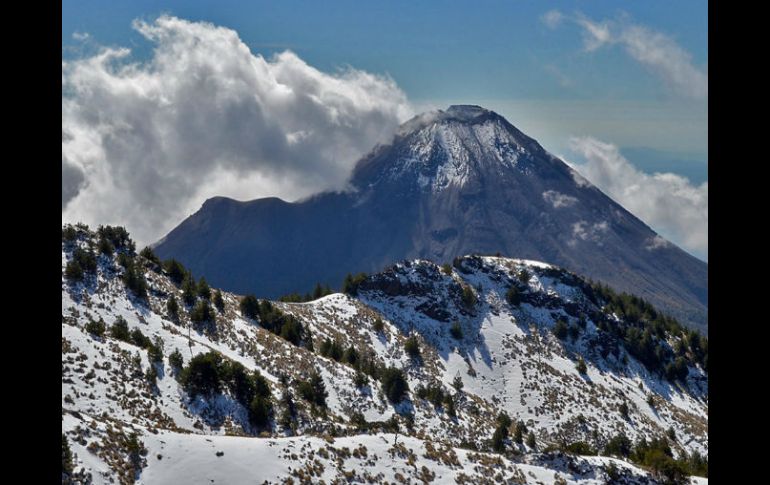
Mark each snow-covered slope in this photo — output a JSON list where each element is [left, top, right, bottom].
[[62, 225, 707, 484]]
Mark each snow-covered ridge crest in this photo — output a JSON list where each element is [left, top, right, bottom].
[[62, 225, 707, 483]]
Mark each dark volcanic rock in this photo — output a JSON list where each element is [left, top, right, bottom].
[[155, 105, 708, 332]]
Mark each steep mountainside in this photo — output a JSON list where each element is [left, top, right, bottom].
[[154, 105, 707, 332], [62, 225, 707, 484]]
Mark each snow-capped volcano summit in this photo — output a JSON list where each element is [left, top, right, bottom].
[[354, 105, 549, 193], [155, 105, 708, 332]]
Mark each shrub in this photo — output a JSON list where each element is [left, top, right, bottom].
[[449, 321, 463, 340], [373, 318, 385, 334], [576, 357, 587, 374], [97, 225, 135, 253], [553, 320, 568, 340], [404, 336, 421, 359], [441, 263, 453, 275], [342, 345, 359, 366], [506, 285, 521, 306], [98, 237, 115, 256], [604, 433, 632, 458], [73, 247, 97, 274], [147, 337, 164, 363], [619, 402, 629, 419], [64, 260, 84, 282], [354, 371, 369, 388], [460, 285, 477, 310], [130, 328, 152, 348], [110, 316, 131, 342], [85, 319, 106, 337], [62, 225, 78, 243], [517, 268, 531, 284], [564, 441, 596, 455], [380, 367, 409, 403], [146, 365, 158, 385]]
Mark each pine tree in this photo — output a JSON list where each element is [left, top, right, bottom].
[[140, 246, 160, 265], [444, 394, 456, 418], [62, 434, 74, 476], [167, 296, 179, 321], [239, 295, 260, 320], [513, 424, 523, 444], [249, 395, 272, 427], [197, 277, 211, 300], [576, 357, 587, 374], [213, 290, 225, 312], [163, 259, 187, 285], [168, 349, 184, 370], [526, 431, 536, 449], [452, 375, 464, 392], [182, 274, 197, 306], [491, 426, 506, 453]]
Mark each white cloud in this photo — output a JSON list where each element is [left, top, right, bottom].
[[645, 235, 672, 251], [575, 14, 612, 52], [569, 220, 609, 246], [62, 15, 413, 246], [619, 24, 708, 98], [541, 10, 564, 29], [568, 136, 707, 260], [542, 190, 578, 208], [550, 12, 707, 98]]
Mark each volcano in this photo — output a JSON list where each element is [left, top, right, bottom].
[[154, 105, 707, 331]]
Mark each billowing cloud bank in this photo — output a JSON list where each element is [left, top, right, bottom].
[[568, 137, 708, 260], [62, 15, 413, 245]]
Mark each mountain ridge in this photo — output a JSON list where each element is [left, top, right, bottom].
[[62, 224, 708, 483]]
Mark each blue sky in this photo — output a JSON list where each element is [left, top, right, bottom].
[[62, 1, 708, 258]]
